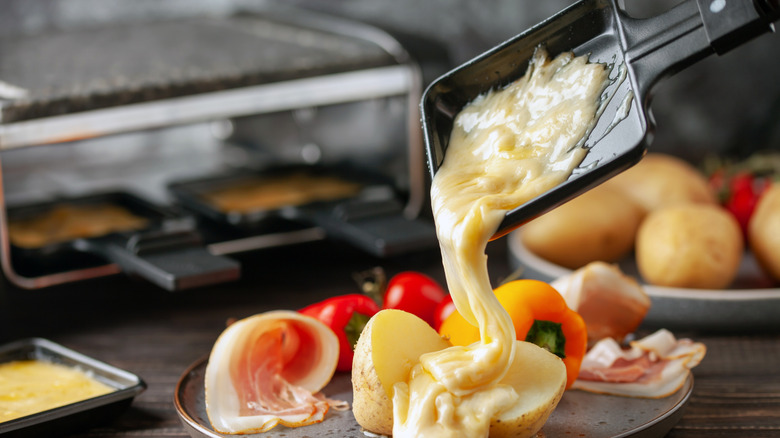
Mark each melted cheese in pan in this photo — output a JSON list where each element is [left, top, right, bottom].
[[393, 48, 609, 437], [8, 204, 148, 249], [0, 360, 115, 423]]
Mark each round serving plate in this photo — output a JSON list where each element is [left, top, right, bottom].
[[507, 231, 780, 331], [175, 357, 692, 438]]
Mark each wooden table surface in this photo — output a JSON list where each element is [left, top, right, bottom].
[[1, 239, 779, 438]]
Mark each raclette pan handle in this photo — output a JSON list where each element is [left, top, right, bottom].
[[618, 0, 778, 104], [75, 230, 240, 291]]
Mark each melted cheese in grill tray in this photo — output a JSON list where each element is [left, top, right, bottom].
[[393, 48, 610, 437], [0, 360, 115, 423]]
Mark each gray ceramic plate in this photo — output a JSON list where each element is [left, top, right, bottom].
[[175, 357, 692, 438], [507, 231, 780, 331]]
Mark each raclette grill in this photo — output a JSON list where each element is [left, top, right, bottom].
[[0, 6, 434, 290]]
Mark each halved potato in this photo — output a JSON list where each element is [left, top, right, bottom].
[[351, 309, 567, 437], [352, 309, 450, 436], [491, 340, 567, 437]]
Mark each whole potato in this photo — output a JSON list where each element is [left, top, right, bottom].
[[636, 204, 743, 289], [748, 183, 780, 282], [603, 153, 716, 212], [520, 184, 645, 269]]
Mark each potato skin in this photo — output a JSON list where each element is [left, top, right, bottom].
[[352, 312, 567, 437], [351, 312, 394, 436], [636, 204, 743, 289], [748, 183, 780, 282], [521, 185, 644, 269], [489, 341, 567, 438], [603, 153, 716, 212], [351, 309, 451, 436]]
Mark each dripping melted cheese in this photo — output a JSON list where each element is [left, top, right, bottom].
[[393, 49, 609, 437]]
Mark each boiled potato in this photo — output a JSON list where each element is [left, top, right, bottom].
[[603, 153, 716, 212], [520, 184, 645, 269], [748, 183, 780, 281], [352, 309, 451, 436], [490, 341, 567, 438], [636, 204, 743, 289], [351, 309, 567, 437]]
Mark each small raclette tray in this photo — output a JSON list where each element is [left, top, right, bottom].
[[421, 0, 778, 239], [168, 164, 397, 229], [0, 338, 146, 438], [168, 164, 438, 257], [7, 191, 179, 257], [6, 191, 240, 291]]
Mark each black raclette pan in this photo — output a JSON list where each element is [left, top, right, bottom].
[[167, 164, 397, 227], [422, 0, 779, 239], [168, 164, 438, 257], [6, 192, 240, 291], [0, 338, 146, 437]]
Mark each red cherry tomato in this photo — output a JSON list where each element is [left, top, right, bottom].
[[723, 172, 771, 236], [383, 272, 447, 328], [433, 294, 456, 331]]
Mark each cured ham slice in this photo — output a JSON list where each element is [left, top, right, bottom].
[[205, 311, 347, 434], [551, 262, 651, 346], [572, 329, 706, 398]]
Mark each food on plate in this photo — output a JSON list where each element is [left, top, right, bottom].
[[517, 152, 767, 291], [748, 183, 780, 281], [201, 172, 362, 213], [353, 267, 450, 330], [573, 329, 706, 398], [482, 340, 566, 437], [382, 271, 448, 328], [705, 151, 779, 236], [204, 311, 347, 434], [432, 294, 456, 331], [351, 309, 567, 437], [520, 184, 645, 269], [351, 309, 451, 436], [602, 153, 717, 212], [379, 47, 609, 437], [439, 279, 586, 389], [717, 172, 771, 236], [551, 261, 650, 346], [8, 204, 148, 249], [636, 203, 743, 289], [0, 359, 115, 422], [299, 294, 380, 372]]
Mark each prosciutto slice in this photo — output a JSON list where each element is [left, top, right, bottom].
[[572, 329, 706, 398], [205, 311, 347, 434], [552, 261, 651, 346]]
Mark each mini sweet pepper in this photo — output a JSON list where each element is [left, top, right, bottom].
[[439, 279, 587, 389], [299, 294, 380, 372]]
